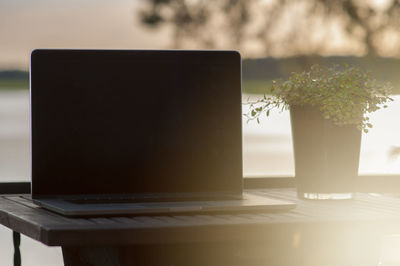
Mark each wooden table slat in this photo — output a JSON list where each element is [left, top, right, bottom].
[[3, 189, 400, 246]]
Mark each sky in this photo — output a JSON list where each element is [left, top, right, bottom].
[[0, 0, 170, 70], [0, 0, 393, 70]]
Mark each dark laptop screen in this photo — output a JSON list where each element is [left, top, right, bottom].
[[30, 50, 243, 197]]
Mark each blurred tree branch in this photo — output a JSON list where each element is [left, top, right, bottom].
[[138, 0, 400, 57]]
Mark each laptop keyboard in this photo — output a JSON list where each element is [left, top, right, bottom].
[[67, 197, 189, 204], [66, 195, 238, 205]]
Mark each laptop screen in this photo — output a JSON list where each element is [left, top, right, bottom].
[[30, 50, 243, 197]]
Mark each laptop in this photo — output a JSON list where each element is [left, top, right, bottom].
[[30, 49, 295, 216]]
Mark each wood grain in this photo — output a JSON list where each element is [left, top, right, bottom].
[[0, 189, 400, 247]]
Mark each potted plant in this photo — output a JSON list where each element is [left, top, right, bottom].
[[246, 64, 393, 199]]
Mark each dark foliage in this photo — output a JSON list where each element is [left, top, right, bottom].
[[138, 0, 400, 57]]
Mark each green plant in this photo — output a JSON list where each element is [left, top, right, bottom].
[[246, 64, 394, 133]]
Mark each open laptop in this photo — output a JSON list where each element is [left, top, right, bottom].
[[30, 49, 295, 216]]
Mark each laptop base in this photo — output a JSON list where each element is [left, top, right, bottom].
[[33, 192, 295, 217]]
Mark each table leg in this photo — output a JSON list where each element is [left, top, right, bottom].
[[13, 231, 21, 266], [62, 247, 120, 266]]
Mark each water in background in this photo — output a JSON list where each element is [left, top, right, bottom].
[[0, 91, 30, 181], [1, 90, 400, 180], [0, 90, 399, 266]]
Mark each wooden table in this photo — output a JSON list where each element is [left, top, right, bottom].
[[2, 188, 400, 266]]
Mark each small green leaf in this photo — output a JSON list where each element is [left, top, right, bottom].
[[242, 64, 393, 132]]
